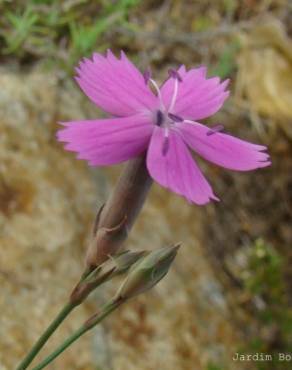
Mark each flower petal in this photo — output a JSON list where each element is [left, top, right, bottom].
[[146, 127, 218, 205], [57, 114, 153, 166], [75, 50, 158, 117], [160, 66, 229, 120], [178, 121, 271, 171]]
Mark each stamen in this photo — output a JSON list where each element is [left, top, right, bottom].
[[168, 69, 182, 82], [143, 68, 152, 85], [183, 119, 198, 126], [168, 77, 178, 113], [207, 124, 225, 136], [168, 113, 183, 122], [184, 120, 224, 136], [149, 78, 165, 110], [156, 110, 164, 126]]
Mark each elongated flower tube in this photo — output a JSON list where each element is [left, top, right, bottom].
[[57, 50, 271, 205]]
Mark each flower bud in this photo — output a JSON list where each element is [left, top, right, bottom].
[[70, 250, 145, 305], [114, 244, 180, 301], [86, 250, 146, 283]]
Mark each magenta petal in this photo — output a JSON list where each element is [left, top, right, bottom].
[[146, 127, 218, 205], [161, 65, 200, 108], [75, 50, 158, 117], [161, 66, 229, 120], [57, 114, 153, 166], [178, 121, 271, 171]]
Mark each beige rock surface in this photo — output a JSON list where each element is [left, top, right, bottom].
[[0, 68, 104, 370], [0, 67, 247, 370]]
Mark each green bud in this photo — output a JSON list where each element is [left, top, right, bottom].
[[114, 244, 180, 301], [86, 250, 146, 282]]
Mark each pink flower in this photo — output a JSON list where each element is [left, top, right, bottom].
[[57, 50, 270, 205]]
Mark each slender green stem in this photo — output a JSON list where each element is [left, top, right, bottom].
[[16, 302, 75, 370], [16, 268, 93, 370], [31, 301, 120, 370]]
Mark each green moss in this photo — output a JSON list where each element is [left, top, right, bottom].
[[0, 0, 141, 70], [240, 239, 292, 370], [206, 363, 226, 370], [209, 39, 240, 78]]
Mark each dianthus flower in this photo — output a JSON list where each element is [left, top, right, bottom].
[[57, 50, 270, 205]]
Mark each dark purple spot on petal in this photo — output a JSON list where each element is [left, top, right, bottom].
[[143, 68, 152, 85], [168, 68, 182, 82], [168, 113, 184, 122], [207, 124, 225, 136]]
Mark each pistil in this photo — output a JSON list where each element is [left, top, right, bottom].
[[149, 78, 165, 110]]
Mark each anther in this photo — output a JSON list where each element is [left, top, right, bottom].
[[207, 124, 225, 136], [168, 68, 182, 82], [162, 137, 169, 156], [168, 113, 183, 122]]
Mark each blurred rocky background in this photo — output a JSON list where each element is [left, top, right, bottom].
[[0, 1, 291, 370]]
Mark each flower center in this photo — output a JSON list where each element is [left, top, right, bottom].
[[155, 110, 164, 126], [143, 69, 225, 156], [145, 70, 183, 156], [145, 69, 182, 130], [154, 110, 183, 127], [144, 67, 182, 117]]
